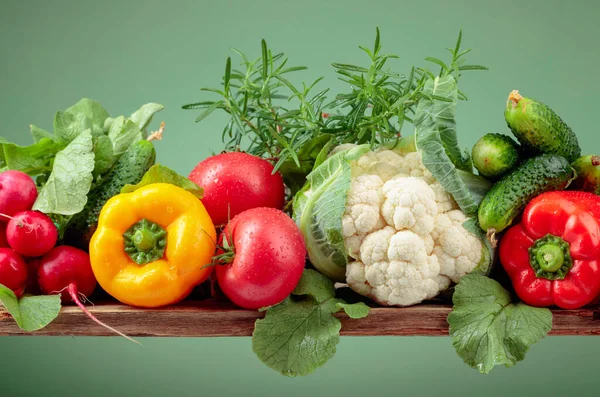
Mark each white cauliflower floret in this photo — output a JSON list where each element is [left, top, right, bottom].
[[342, 148, 484, 307], [346, 230, 450, 306], [432, 210, 483, 283], [402, 152, 436, 184], [381, 177, 437, 236]]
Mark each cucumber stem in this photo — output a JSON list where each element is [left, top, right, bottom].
[[147, 121, 165, 141], [486, 228, 498, 248], [507, 90, 522, 109]]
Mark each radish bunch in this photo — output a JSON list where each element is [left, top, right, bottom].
[[0, 170, 137, 343], [0, 170, 57, 296]]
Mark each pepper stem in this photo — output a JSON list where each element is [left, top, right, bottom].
[[123, 219, 167, 265], [528, 234, 573, 280]]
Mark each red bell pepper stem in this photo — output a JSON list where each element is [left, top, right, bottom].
[[528, 234, 573, 279]]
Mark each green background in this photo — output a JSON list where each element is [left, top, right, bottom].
[[2, 0, 600, 396]]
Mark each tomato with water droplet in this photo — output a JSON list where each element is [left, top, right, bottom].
[[215, 207, 306, 309]]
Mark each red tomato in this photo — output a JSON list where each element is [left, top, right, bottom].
[[188, 152, 285, 226], [215, 207, 306, 310]]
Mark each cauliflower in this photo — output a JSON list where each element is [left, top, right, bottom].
[[293, 143, 489, 306], [341, 146, 485, 306]]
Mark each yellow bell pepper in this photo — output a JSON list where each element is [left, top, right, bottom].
[[89, 183, 216, 308]]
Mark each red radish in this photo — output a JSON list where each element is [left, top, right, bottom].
[[25, 258, 41, 295], [37, 245, 139, 344], [188, 152, 285, 227], [0, 248, 28, 297], [0, 222, 8, 248], [0, 170, 38, 217], [5, 210, 58, 257]]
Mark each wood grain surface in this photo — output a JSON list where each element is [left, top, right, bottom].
[[1, 300, 599, 337]]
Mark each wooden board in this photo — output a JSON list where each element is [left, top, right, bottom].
[[1, 300, 599, 337]]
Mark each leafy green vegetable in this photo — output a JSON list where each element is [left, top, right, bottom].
[[108, 116, 143, 158], [64, 98, 110, 133], [252, 269, 369, 377], [335, 301, 370, 318], [30, 125, 53, 143], [33, 130, 95, 215], [130, 103, 165, 136], [92, 135, 115, 177], [462, 217, 494, 276], [414, 75, 480, 217], [0, 284, 61, 332], [278, 134, 334, 197], [54, 111, 93, 143], [1, 137, 61, 176], [293, 145, 369, 281], [2, 98, 164, 218], [447, 273, 552, 374], [121, 164, 203, 199]]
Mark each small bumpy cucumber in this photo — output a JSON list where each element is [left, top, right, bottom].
[[571, 155, 600, 195], [472, 133, 520, 179], [64, 139, 156, 250], [504, 90, 581, 162], [478, 154, 575, 238]]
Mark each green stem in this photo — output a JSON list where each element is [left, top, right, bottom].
[[123, 219, 167, 265], [528, 234, 573, 280]]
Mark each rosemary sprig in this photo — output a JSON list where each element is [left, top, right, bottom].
[[182, 40, 330, 173], [182, 28, 487, 185], [324, 28, 488, 148]]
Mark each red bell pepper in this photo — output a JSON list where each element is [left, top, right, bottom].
[[499, 190, 600, 309]]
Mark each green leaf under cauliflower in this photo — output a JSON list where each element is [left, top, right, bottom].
[[293, 145, 370, 281], [252, 269, 369, 377], [414, 75, 481, 217], [447, 273, 552, 374], [462, 217, 494, 276]]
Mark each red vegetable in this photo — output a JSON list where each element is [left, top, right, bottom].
[[215, 207, 306, 310], [38, 245, 138, 343], [0, 248, 28, 297], [0, 222, 8, 248], [499, 190, 600, 309], [188, 152, 285, 227], [5, 210, 58, 257], [25, 258, 41, 295], [0, 170, 38, 217]]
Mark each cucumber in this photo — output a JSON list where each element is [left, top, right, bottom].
[[504, 90, 581, 162], [478, 154, 575, 238], [571, 155, 600, 195], [64, 139, 156, 250], [471, 133, 520, 179]]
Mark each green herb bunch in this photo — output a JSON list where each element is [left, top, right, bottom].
[[182, 27, 487, 194]]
